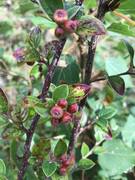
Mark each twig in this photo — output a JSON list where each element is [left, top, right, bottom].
[[113, 11, 135, 26], [17, 39, 66, 180], [90, 70, 135, 83]]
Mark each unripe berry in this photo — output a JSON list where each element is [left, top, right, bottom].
[[50, 106, 63, 119], [53, 9, 68, 24], [62, 112, 72, 123], [51, 118, 59, 127], [55, 27, 65, 39], [64, 20, 79, 33], [68, 103, 78, 113], [57, 99, 68, 108]]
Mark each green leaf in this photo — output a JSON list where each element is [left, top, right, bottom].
[[98, 106, 117, 120], [54, 139, 67, 157], [52, 62, 80, 85], [118, 0, 135, 14], [105, 57, 128, 76], [98, 139, 135, 176], [42, 161, 57, 177], [123, 40, 134, 68], [34, 105, 48, 118], [108, 76, 125, 96], [52, 85, 69, 102], [94, 125, 106, 142], [76, 16, 106, 37], [39, 0, 63, 19], [84, 0, 97, 9], [121, 115, 135, 148], [0, 159, 6, 175], [0, 21, 12, 35], [78, 159, 95, 170], [81, 143, 89, 158], [108, 23, 135, 37], [18, 0, 37, 14], [30, 16, 57, 29], [0, 88, 8, 113], [10, 140, 21, 167], [67, 6, 82, 19]]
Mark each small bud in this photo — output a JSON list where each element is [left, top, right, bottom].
[[51, 118, 59, 127], [55, 27, 65, 39], [53, 9, 68, 24], [64, 20, 79, 33], [68, 103, 78, 113], [62, 112, 72, 123], [57, 99, 68, 108], [30, 26, 41, 48], [50, 105, 64, 119], [13, 48, 25, 62]]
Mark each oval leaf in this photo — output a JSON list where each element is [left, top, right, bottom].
[[0, 159, 6, 175], [81, 143, 89, 159], [98, 106, 117, 120], [98, 139, 135, 176], [78, 159, 95, 170], [52, 85, 69, 102], [54, 139, 67, 157], [108, 76, 125, 95]]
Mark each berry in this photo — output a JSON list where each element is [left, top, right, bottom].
[[59, 166, 67, 175], [50, 106, 64, 119], [51, 118, 59, 127], [68, 103, 78, 113], [57, 99, 68, 108], [55, 27, 65, 39], [64, 20, 79, 33], [62, 112, 72, 123], [53, 9, 68, 24]]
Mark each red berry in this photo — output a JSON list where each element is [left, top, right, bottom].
[[64, 20, 79, 33], [60, 154, 67, 162], [53, 9, 68, 24], [50, 106, 64, 119], [62, 112, 72, 123], [57, 99, 68, 108], [68, 103, 78, 113], [51, 118, 59, 127], [59, 166, 67, 175], [55, 27, 65, 39]]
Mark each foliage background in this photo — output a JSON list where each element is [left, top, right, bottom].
[[0, 0, 135, 179]]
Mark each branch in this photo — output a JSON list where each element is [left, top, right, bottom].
[[67, 0, 120, 159], [17, 39, 66, 180]]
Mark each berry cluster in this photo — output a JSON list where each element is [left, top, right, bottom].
[[59, 153, 75, 175], [53, 9, 79, 39], [50, 99, 78, 127]]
